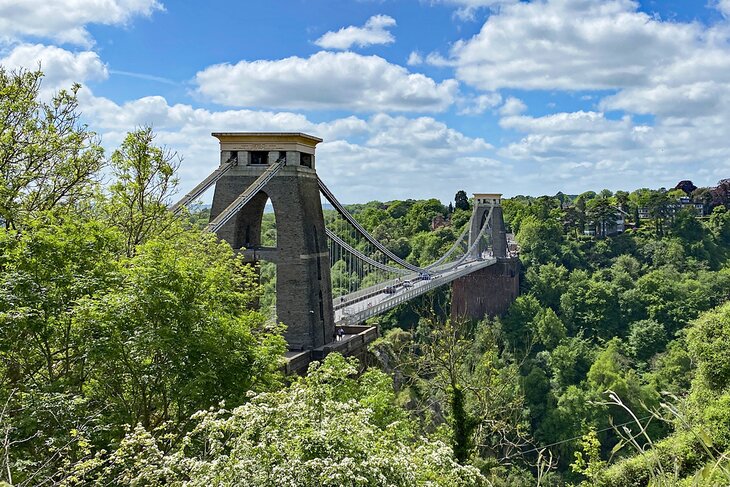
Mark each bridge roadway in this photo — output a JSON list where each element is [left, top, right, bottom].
[[333, 257, 498, 326]]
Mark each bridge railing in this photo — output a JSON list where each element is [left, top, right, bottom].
[[333, 272, 422, 311], [336, 259, 496, 325]]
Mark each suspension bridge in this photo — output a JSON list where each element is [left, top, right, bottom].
[[170, 133, 518, 372]]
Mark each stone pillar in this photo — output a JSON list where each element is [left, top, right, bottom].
[[209, 133, 335, 351], [490, 205, 508, 259], [451, 259, 520, 322], [468, 193, 508, 259]]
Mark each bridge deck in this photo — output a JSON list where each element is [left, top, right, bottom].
[[334, 258, 497, 326]]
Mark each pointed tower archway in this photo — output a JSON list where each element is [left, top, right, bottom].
[[209, 133, 335, 351], [468, 193, 508, 259]]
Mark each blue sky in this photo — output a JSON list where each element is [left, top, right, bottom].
[[2, 0, 730, 203]]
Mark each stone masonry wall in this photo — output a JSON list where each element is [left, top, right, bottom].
[[210, 163, 335, 351], [451, 259, 520, 322]]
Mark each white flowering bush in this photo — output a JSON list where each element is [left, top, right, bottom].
[[66, 354, 487, 486]]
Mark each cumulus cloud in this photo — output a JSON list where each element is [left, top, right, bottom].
[[717, 0, 730, 16], [432, 0, 518, 20], [428, 0, 730, 192], [450, 0, 701, 91], [498, 97, 526, 116], [314, 15, 396, 50], [407, 51, 423, 66], [0, 43, 108, 92], [497, 106, 730, 193], [425, 51, 455, 67], [0, 0, 162, 46], [194, 51, 459, 112], [597, 44, 730, 119], [500, 111, 636, 135], [458, 92, 502, 114], [365, 113, 492, 153], [77, 89, 497, 203]]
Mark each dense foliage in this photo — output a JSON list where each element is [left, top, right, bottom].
[[0, 69, 287, 485], [326, 183, 730, 484], [0, 68, 490, 487], [3, 67, 730, 486], [67, 354, 487, 486]]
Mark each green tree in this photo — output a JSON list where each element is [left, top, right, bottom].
[[647, 339, 693, 395], [710, 206, 730, 246], [646, 190, 670, 237], [502, 294, 543, 351], [106, 127, 180, 256], [560, 271, 621, 338], [615, 191, 629, 211], [526, 262, 569, 311], [585, 340, 661, 444], [417, 319, 477, 463], [627, 319, 666, 361], [450, 207, 471, 230], [571, 428, 607, 485], [409, 227, 456, 266], [619, 266, 721, 336], [386, 199, 412, 219], [455, 190, 470, 211], [63, 354, 488, 486], [532, 307, 567, 350], [405, 198, 446, 234], [521, 365, 551, 425], [0, 214, 120, 392], [610, 254, 642, 291], [0, 68, 103, 228], [77, 229, 286, 433], [563, 206, 584, 238], [687, 301, 730, 392], [548, 336, 595, 390], [670, 208, 703, 243], [515, 214, 563, 267], [586, 197, 617, 238]]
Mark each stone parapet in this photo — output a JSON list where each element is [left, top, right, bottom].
[[284, 325, 379, 375]]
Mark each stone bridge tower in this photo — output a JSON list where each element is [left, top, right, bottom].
[[468, 193, 508, 259], [453, 192, 518, 322], [209, 133, 335, 351]]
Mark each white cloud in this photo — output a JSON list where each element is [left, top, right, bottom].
[[407, 51, 423, 66], [0, 0, 162, 47], [717, 0, 730, 16], [0, 43, 108, 92], [433, 0, 518, 20], [497, 107, 730, 193], [498, 97, 526, 116], [598, 45, 730, 118], [365, 113, 492, 153], [500, 111, 635, 135], [77, 89, 497, 203], [314, 14, 396, 50], [458, 92, 502, 114], [424, 0, 730, 193], [194, 51, 459, 112], [425, 51, 455, 67], [450, 0, 701, 91], [601, 82, 728, 119]]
